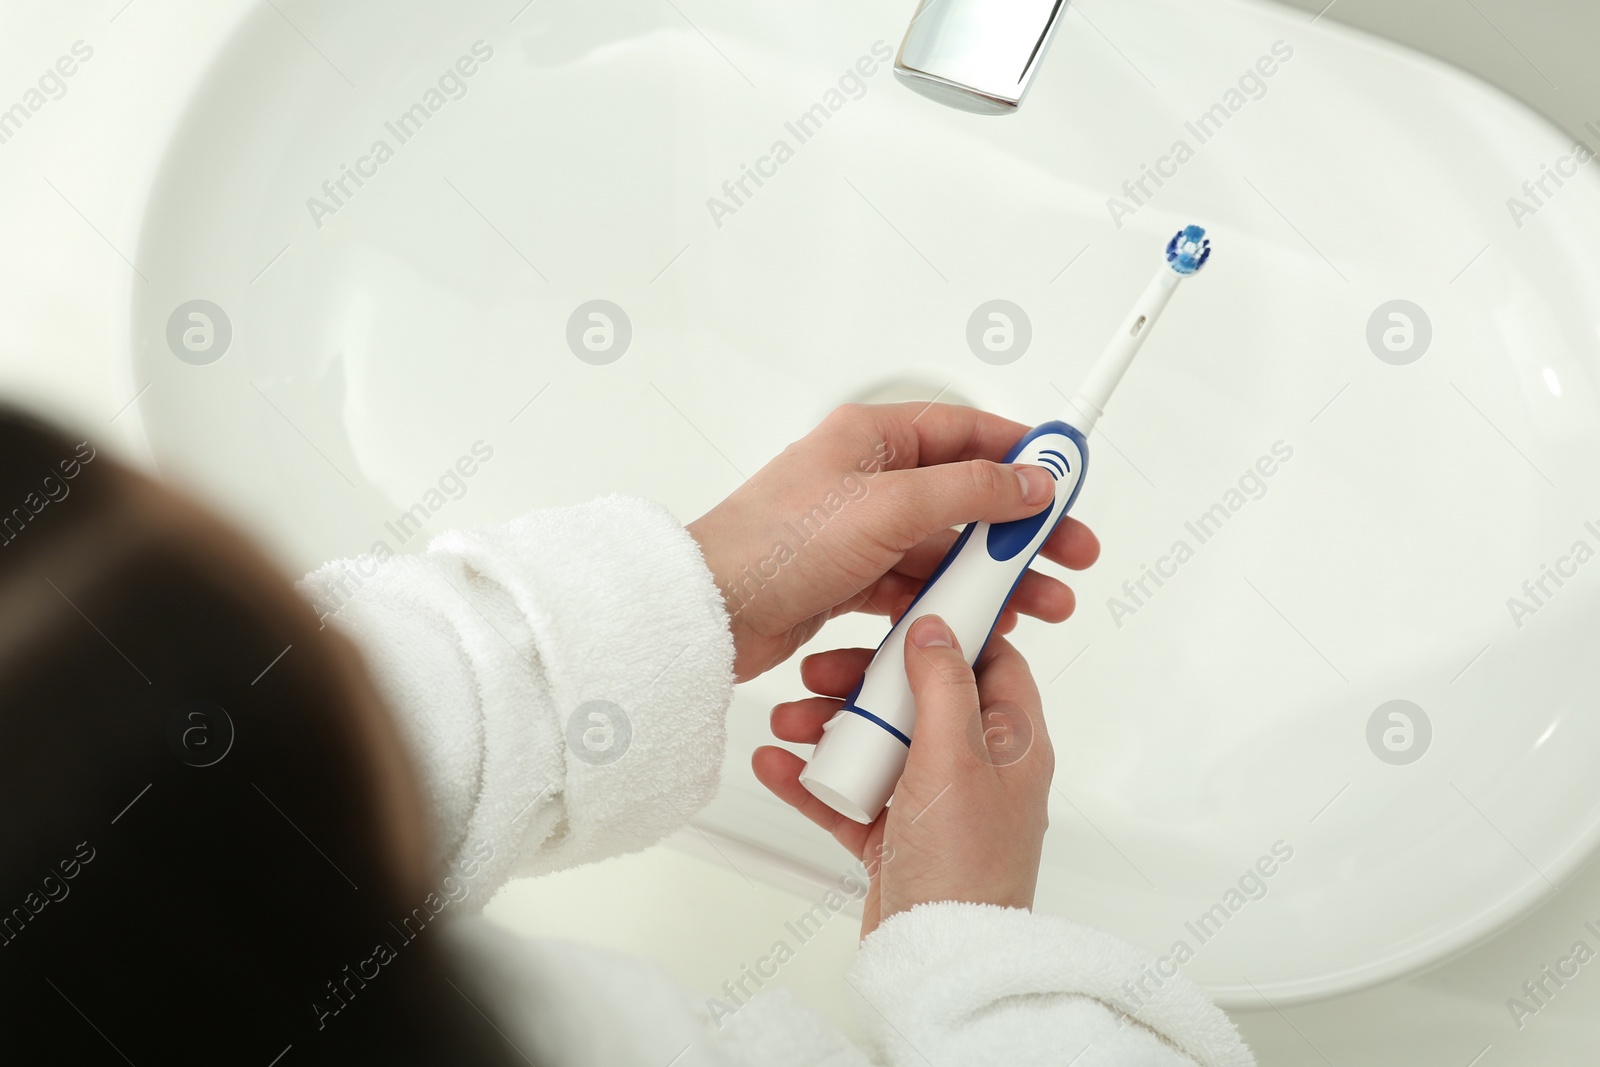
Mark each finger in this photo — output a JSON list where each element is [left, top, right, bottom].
[[971, 635, 1053, 780], [972, 634, 1043, 716], [771, 697, 842, 745], [1039, 516, 1100, 571], [795, 608, 1036, 698], [874, 460, 1059, 552], [793, 618, 1036, 700], [799, 647, 875, 696], [847, 568, 1075, 626], [752, 745, 877, 854], [1014, 572, 1075, 622], [900, 615, 982, 769], [899, 516, 1099, 575]]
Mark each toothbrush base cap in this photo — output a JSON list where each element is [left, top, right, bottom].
[[799, 709, 910, 824]]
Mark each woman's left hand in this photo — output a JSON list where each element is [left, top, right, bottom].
[[687, 402, 1100, 682]]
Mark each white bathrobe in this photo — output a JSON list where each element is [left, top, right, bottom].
[[300, 495, 1256, 1067]]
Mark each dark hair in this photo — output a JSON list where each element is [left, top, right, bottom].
[[0, 408, 524, 1064]]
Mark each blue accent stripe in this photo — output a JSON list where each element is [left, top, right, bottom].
[[841, 703, 912, 747]]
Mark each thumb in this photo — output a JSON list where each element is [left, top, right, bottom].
[[879, 461, 1056, 547], [902, 615, 981, 772]]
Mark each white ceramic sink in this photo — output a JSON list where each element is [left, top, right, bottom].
[[124, 0, 1600, 1006]]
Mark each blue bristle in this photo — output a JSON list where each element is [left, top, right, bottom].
[[1166, 225, 1211, 275]]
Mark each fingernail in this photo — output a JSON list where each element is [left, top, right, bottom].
[[1016, 465, 1054, 507], [911, 615, 953, 649]]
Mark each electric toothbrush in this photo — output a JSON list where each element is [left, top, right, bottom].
[[799, 225, 1213, 824]]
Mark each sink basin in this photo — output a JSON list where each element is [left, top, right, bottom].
[[123, 0, 1600, 1006]]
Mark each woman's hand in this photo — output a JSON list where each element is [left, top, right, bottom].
[[753, 615, 1053, 938], [687, 402, 1099, 682]]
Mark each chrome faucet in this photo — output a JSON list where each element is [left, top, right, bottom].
[[893, 0, 1070, 114]]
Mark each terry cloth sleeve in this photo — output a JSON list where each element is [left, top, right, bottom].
[[296, 494, 736, 903], [845, 902, 1256, 1067]]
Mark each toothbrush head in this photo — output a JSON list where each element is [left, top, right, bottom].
[[1166, 225, 1211, 276]]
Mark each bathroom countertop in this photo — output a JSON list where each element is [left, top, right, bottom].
[[3, 1, 1597, 1062]]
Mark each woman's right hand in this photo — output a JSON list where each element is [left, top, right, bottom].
[[753, 614, 1054, 938]]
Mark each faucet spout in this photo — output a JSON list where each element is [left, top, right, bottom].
[[893, 0, 1069, 114]]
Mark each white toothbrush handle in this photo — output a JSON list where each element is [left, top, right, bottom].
[[799, 419, 1089, 823]]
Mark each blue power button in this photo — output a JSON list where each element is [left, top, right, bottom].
[[987, 504, 1054, 561]]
